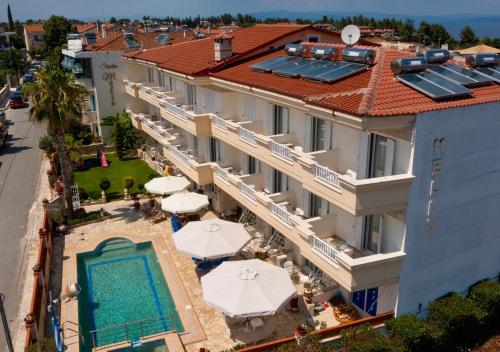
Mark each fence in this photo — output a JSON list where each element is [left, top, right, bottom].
[[24, 208, 54, 349]]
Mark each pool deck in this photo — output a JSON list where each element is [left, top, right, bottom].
[[61, 200, 310, 352]]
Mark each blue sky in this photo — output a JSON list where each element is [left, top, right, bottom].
[[2, 0, 500, 22]]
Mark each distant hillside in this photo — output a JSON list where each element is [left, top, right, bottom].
[[250, 10, 500, 38]]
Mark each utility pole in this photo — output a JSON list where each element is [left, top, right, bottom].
[[0, 293, 14, 352]]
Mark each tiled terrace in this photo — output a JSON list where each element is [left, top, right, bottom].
[[60, 200, 315, 352]]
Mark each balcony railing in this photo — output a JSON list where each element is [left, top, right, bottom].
[[270, 140, 294, 162], [214, 115, 228, 131], [169, 146, 191, 166], [310, 234, 339, 268], [270, 202, 292, 225], [215, 165, 230, 183], [165, 102, 189, 121], [240, 182, 257, 201], [313, 164, 342, 191], [238, 126, 257, 145]]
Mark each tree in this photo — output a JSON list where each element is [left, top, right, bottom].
[[43, 15, 76, 51], [109, 16, 117, 24], [23, 65, 87, 217], [0, 48, 26, 85], [7, 4, 14, 30], [459, 26, 479, 48], [400, 19, 415, 42], [112, 111, 137, 160]]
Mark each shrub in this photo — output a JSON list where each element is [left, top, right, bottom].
[[38, 134, 55, 154], [137, 183, 144, 192], [341, 323, 397, 352], [99, 178, 111, 192], [123, 176, 134, 190], [276, 334, 327, 352], [87, 190, 101, 201], [386, 314, 435, 352], [467, 279, 500, 327], [26, 337, 57, 352], [427, 293, 486, 350], [342, 324, 400, 352], [50, 211, 64, 226]]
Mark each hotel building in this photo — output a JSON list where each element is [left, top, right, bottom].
[[108, 23, 498, 317]]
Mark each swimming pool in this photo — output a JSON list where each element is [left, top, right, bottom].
[[111, 339, 169, 352], [77, 238, 184, 351]]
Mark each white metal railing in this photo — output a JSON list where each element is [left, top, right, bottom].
[[144, 153, 152, 163], [169, 146, 190, 166], [313, 164, 342, 191], [155, 161, 164, 174], [239, 126, 257, 145], [310, 234, 339, 266], [214, 115, 228, 131], [240, 182, 256, 201], [165, 102, 189, 120], [270, 140, 293, 161], [215, 165, 230, 183], [270, 202, 292, 225]]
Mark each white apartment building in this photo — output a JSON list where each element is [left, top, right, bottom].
[[116, 24, 500, 317]]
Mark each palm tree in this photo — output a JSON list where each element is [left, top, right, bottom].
[[23, 66, 87, 217]]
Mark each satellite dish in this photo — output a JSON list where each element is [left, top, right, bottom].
[[341, 25, 361, 46]]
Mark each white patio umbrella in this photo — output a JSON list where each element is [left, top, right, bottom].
[[161, 192, 209, 213], [173, 219, 251, 260], [145, 176, 190, 195], [201, 259, 297, 318]]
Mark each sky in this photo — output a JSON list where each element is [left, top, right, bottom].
[[2, 0, 500, 22]]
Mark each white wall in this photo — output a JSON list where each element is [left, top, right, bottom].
[[397, 102, 500, 316], [333, 124, 361, 174], [394, 139, 412, 175], [382, 213, 405, 253]]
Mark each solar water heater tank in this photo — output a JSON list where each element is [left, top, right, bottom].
[[466, 54, 500, 67], [391, 57, 428, 75], [416, 49, 450, 64], [342, 48, 376, 65]]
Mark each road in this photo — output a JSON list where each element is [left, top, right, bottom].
[[0, 103, 45, 349]]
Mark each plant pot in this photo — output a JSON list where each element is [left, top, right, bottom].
[[294, 324, 307, 338], [134, 201, 141, 210], [149, 199, 156, 208]]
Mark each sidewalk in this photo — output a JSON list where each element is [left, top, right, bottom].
[[11, 157, 51, 351]]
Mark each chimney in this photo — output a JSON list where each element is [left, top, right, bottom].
[[214, 33, 234, 61]]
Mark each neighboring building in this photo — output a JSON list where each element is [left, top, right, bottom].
[[458, 44, 500, 55], [0, 27, 16, 51], [116, 23, 500, 319], [61, 29, 200, 139], [24, 23, 45, 54], [359, 26, 397, 37]]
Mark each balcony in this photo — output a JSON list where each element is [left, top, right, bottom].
[[76, 77, 94, 91], [162, 145, 213, 186], [123, 79, 138, 98], [210, 167, 405, 291], [237, 121, 263, 146], [127, 109, 183, 146], [160, 104, 212, 138]]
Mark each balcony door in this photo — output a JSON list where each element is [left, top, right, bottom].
[[271, 169, 288, 193], [268, 104, 289, 135], [368, 134, 394, 178], [208, 137, 221, 162], [363, 214, 383, 254], [247, 155, 260, 174], [185, 84, 197, 109]]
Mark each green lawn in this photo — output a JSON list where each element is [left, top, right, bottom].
[[74, 153, 159, 201]]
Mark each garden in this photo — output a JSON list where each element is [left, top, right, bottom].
[[74, 152, 158, 201]]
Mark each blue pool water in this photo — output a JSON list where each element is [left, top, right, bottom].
[[77, 239, 183, 351]]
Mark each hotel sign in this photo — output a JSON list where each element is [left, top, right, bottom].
[[100, 62, 117, 106], [425, 137, 445, 231]]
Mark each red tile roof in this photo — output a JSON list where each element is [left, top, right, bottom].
[[86, 31, 194, 52], [24, 24, 45, 33], [124, 24, 332, 76], [212, 43, 500, 117], [76, 23, 98, 34]]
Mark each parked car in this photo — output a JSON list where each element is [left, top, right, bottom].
[[9, 93, 24, 109], [22, 73, 34, 84]]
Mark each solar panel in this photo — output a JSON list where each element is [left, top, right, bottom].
[[473, 66, 500, 83], [281, 60, 332, 77], [301, 62, 348, 80], [313, 63, 368, 83], [272, 58, 314, 76], [427, 64, 493, 86], [397, 72, 471, 99], [250, 56, 300, 72]]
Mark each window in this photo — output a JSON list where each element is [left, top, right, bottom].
[[272, 169, 288, 193], [268, 104, 289, 135], [363, 214, 383, 254], [208, 137, 221, 162], [186, 84, 196, 108], [157, 71, 165, 87], [308, 36, 320, 43], [311, 117, 327, 152], [308, 193, 322, 218], [205, 89, 215, 113], [247, 155, 259, 174], [244, 96, 256, 120], [147, 67, 154, 83], [168, 77, 176, 91], [368, 134, 394, 178]]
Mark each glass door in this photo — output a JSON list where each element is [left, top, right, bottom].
[[368, 134, 394, 178], [363, 214, 383, 254]]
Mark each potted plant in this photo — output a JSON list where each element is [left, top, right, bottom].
[[147, 192, 156, 208], [99, 178, 111, 202], [294, 324, 307, 338], [123, 176, 134, 200]]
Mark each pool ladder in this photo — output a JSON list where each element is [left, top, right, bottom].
[[61, 320, 85, 347]]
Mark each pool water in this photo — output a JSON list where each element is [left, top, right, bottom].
[[77, 239, 184, 351]]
